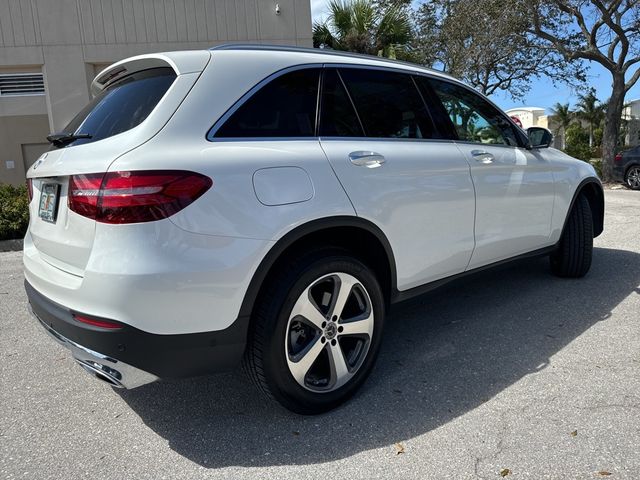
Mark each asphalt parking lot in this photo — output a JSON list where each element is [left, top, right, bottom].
[[1, 189, 639, 480]]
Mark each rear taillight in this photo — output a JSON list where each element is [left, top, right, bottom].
[[614, 153, 623, 164], [73, 313, 123, 330], [26, 179, 33, 201], [68, 170, 212, 224]]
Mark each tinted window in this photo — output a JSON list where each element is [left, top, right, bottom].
[[319, 69, 363, 137], [428, 79, 521, 147], [60, 68, 176, 148], [413, 76, 458, 139], [214, 69, 320, 138], [339, 68, 436, 139]]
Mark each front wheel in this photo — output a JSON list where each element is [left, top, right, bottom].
[[244, 250, 385, 414], [550, 194, 593, 278]]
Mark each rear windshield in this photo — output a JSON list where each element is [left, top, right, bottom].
[[56, 67, 176, 148]]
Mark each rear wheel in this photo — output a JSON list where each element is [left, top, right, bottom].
[[550, 194, 593, 278], [244, 249, 384, 414], [625, 165, 640, 190]]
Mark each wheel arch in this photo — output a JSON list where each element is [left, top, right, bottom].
[[624, 161, 640, 174], [237, 216, 397, 321], [565, 177, 604, 238]]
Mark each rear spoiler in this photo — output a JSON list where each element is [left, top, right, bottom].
[[90, 51, 211, 96]]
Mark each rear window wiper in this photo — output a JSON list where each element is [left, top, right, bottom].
[[46, 132, 92, 148]]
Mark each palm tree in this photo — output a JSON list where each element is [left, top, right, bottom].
[[550, 102, 573, 149], [312, 0, 412, 58], [575, 89, 605, 148]]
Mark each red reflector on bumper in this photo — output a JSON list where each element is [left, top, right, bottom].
[[73, 313, 123, 330]]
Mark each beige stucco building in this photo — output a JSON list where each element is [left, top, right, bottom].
[[0, 0, 312, 186], [504, 106, 548, 130]]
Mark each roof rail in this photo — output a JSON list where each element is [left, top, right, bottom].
[[208, 43, 447, 77]]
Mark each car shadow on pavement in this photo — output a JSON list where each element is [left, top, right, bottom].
[[117, 246, 640, 468]]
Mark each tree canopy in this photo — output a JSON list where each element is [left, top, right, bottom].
[[526, 0, 639, 179], [313, 0, 413, 58], [312, 0, 639, 180], [421, 0, 586, 99]]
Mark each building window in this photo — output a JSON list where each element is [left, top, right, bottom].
[[0, 73, 45, 97]]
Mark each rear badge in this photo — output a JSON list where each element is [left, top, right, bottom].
[[33, 153, 47, 170]]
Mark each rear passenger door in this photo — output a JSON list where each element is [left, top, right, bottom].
[[426, 78, 555, 268], [319, 67, 475, 290]]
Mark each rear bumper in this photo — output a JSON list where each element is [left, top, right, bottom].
[[26, 281, 248, 385], [33, 309, 158, 388]]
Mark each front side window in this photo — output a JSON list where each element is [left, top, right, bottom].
[[339, 68, 436, 139], [60, 67, 176, 148], [213, 68, 320, 138], [428, 78, 521, 147]]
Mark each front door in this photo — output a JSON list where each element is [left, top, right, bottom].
[[427, 78, 555, 269]]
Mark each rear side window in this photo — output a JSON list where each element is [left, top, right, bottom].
[[427, 78, 522, 147], [319, 69, 364, 137], [60, 67, 176, 148], [339, 68, 436, 139], [213, 69, 320, 138]]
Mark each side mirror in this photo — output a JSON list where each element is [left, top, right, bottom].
[[527, 127, 553, 149]]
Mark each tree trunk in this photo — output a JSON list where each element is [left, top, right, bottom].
[[601, 74, 626, 182]]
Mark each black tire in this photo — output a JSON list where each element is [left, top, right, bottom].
[[550, 194, 593, 277], [625, 165, 640, 190], [243, 248, 385, 414]]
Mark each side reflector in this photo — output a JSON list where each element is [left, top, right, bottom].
[[73, 313, 123, 330]]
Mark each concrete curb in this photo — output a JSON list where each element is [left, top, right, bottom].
[[0, 239, 23, 252]]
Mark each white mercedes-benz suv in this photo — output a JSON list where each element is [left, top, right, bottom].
[[24, 45, 604, 414]]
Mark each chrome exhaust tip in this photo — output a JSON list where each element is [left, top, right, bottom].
[[32, 313, 158, 389], [75, 359, 125, 388]]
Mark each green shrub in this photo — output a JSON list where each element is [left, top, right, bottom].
[[0, 183, 30, 241], [564, 123, 592, 161]]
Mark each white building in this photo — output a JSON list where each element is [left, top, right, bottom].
[[623, 98, 640, 120], [622, 99, 640, 147], [505, 107, 547, 129], [506, 107, 562, 148]]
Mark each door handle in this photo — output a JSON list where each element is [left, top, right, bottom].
[[348, 151, 386, 168], [471, 150, 494, 164]]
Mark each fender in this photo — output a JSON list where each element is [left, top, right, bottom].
[[237, 216, 398, 319], [560, 177, 604, 239]]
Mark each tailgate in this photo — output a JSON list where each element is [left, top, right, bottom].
[[25, 51, 210, 276]]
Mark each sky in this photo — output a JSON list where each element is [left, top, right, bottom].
[[309, 0, 640, 114]]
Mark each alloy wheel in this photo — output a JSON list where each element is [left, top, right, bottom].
[[285, 272, 374, 393], [626, 166, 640, 189]]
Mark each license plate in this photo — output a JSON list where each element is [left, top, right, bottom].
[[38, 183, 60, 223]]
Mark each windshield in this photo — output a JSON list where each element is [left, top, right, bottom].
[[56, 67, 176, 148]]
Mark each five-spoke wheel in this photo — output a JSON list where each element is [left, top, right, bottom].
[[625, 166, 640, 190], [244, 250, 384, 414], [286, 272, 374, 392]]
